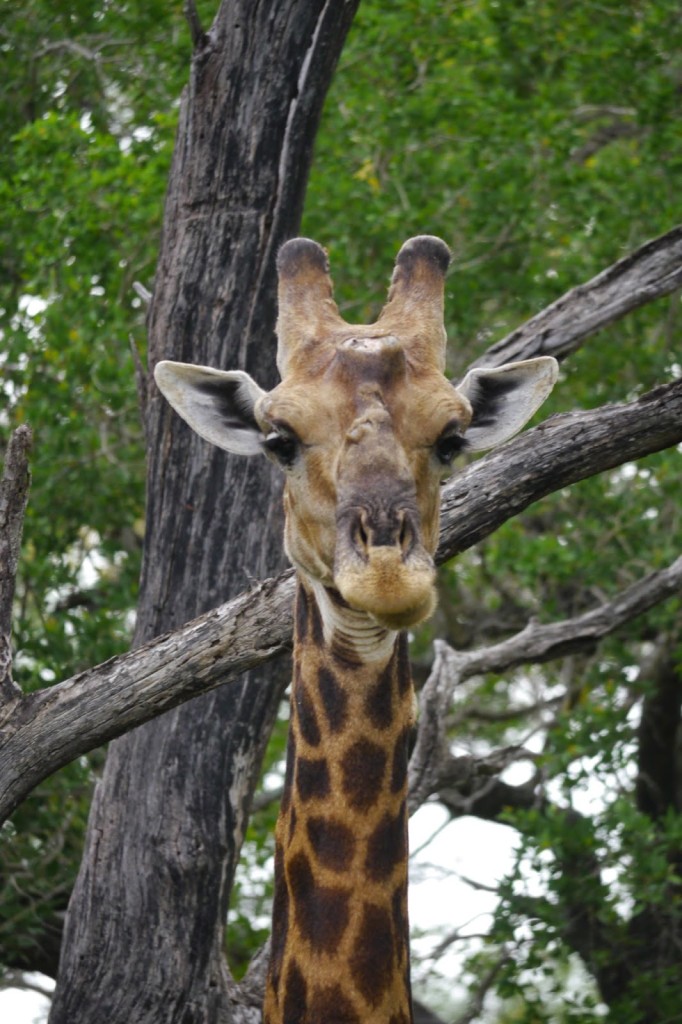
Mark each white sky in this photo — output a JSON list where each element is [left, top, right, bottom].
[[0, 978, 53, 1023]]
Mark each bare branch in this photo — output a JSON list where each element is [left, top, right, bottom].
[[132, 281, 152, 304], [437, 377, 682, 563], [33, 35, 138, 63], [466, 224, 682, 369], [0, 426, 32, 639], [251, 784, 285, 813], [34, 38, 102, 62], [409, 555, 682, 813], [0, 569, 295, 821], [457, 695, 562, 724], [184, 0, 206, 49], [572, 104, 637, 121], [447, 556, 682, 677], [235, 939, 271, 1016], [0, 968, 54, 999], [407, 641, 466, 814], [432, 751, 539, 822], [570, 121, 644, 165], [0, 426, 32, 702]]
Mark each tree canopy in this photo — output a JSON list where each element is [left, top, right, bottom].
[[1, 1, 681, 1021]]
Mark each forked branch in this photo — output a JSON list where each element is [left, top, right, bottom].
[[408, 554, 682, 813]]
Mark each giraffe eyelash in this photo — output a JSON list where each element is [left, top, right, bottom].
[[263, 429, 300, 467], [434, 426, 467, 466]]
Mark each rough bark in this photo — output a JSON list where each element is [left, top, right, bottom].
[[48, 3, 360, 1023], [2, 379, 681, 823], [636, 645, 682, 823]]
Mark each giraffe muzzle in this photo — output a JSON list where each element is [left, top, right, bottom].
[[334, 506, 437, 629]]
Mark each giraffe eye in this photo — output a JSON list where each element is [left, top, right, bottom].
[[263, 429, 299, 467], [434, 426, 466, 466]]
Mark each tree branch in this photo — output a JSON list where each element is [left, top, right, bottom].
[[427, 752, 539, 823], [0, 570, 296, 820], [183, 0, 205, 49], [437, 377, 682, 563], [1, 374, 681, 822], [0, 968, 54, 999], [466, 224, 682, 369], [408, 555, 682, 814], [0, 426, 32, 702], [570, 121, 643, 165]]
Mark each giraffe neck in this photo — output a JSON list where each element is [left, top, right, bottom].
[[263, 578, 415, 1024]]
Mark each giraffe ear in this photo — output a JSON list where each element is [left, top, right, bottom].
[[154, 361, 266, 456], [457, 357, 559, 452]]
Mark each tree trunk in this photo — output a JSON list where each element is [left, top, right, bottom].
[[49, 3, 359, 1021]]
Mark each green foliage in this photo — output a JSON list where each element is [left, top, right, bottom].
[[480, 645, 682, 1021], [0, 0, 195, 983], [0, 755, 99, 980], [1, 2, 190, 689], [2, 0, 681, 1017], [305, 0, 682, 367]]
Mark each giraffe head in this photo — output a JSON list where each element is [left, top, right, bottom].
[[155, 237, 557, 630]]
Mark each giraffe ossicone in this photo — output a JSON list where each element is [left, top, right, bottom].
[[155, 236, 558, 1023]]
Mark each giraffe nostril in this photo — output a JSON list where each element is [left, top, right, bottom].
[[398, 513, 413, 556], [351, 513, 370, 558]]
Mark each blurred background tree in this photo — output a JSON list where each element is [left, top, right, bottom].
[[1, 1, 680, 1021]]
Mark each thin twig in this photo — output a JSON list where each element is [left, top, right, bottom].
[[453, 949, 513, 1024], [251, 784, 285, 813], [132, 281, 152, 304], [184, 0, 205, 48], [0, 968, 54, 999]]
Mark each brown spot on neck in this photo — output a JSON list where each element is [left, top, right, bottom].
[[341, 738, 387, 811], [287, 851, 350, 954], [364, 657, 396, 730], [349, 903, 397, 1008], [296, 757, 330, 802], [318, 665, 349, 732]]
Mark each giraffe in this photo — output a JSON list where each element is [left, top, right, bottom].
[[154, 236, 558, 1023]]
